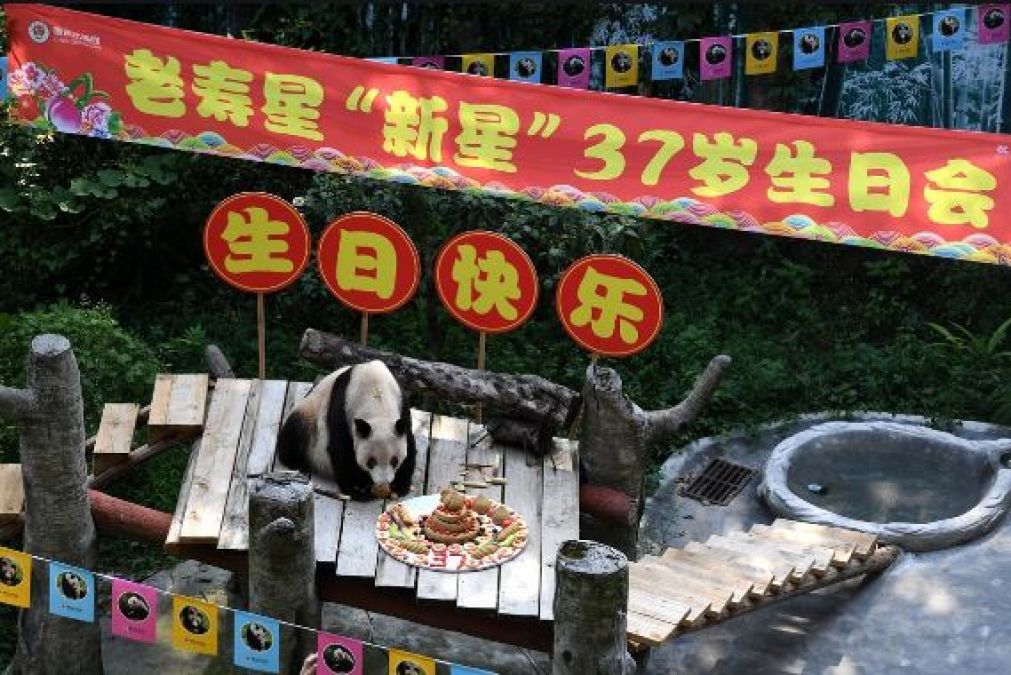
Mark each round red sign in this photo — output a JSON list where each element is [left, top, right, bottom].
[[203, 192, 311, 293], [317, 212, 420, 313], [555, 254, 664, 357], [434, 231, 540, 334]]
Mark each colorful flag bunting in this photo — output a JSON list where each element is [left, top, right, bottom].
[[111, 578, 158, 643], [700, 37, 733, 80], [886, 16, 920, 60], [650, 41, 684, 80], [49, 562, 94, 623], [932, 9, 967, 52], [462, 53, 495, 77], [745, 32, 779, 75], [235, 611, 281, 673], [0, 547, 31, 609], [509, 51, 542, 83], [793, 27, 826, 70], [411, 56, 444, 70], [978, 4, 1011, 44], [605, 44, 639, 88], [172, 595, 218, 656], [389, 649, 436, 675], [451, 666, 497, 675], [557, 48, 591, 89], [317, 633, 364, 674], [368, 57, 399, 65], [837, 20, 872, 62], [0, 57, 8, 100]]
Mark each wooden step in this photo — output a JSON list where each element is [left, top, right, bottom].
[[640, 555, 754, 605], [661, 547, 775, 597], [629, 567, 714, 623], [696, 537, 807, 584], [726, 531, 834, 574], [771, 519, 877, 557], [750, 523, 856, 566], [626, 610, 679, 647], [93, 403, 139, 475], [148, 373, 209, 442], [0, 465, 24, 523], [627, 587, 692, 628], [635, 558, 742, 611]]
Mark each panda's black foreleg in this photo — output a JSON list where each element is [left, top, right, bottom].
[[275, 412, 310, 474]]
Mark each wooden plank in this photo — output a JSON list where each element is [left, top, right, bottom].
[[149, 374, 209, 440], [627, 587, 691, 627], [661, 548, 774, 596], [684, 541, 796, 587], [246, 380, 289, 476], [93, 403, 139, 474], [416, 415, 470, 601], [314, 484, 344, 565], [539, 438, 579, 621], [216, 380, 263, 550], [644, 554, 754, 604], [177, 379, 252, 543], [0, 465, 24, 521], [706, 535, 815, 581], [727, 531, 833, 574], [375, 410, 433, 587], [273, 381, 313, 472], [166, 440, 202, 549], [750, 524, 855, 566], [148, 374, 173, 429], [772, 518, 877, 557], [497, 446, 543, 617], [335, 497, 383, 577], [626, 610, 678, 647], [456, 421, 505, 610], [629, 574, 711, 623], [632, 560, 735, 613]]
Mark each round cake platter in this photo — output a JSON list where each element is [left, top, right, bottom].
[[375, 492, 528, 573]]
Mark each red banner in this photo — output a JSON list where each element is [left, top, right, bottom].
[[8, 4, 1011, 265]]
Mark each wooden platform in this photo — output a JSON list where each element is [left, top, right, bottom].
[[163, 377, 580, 625], [626, 519, 898, 648]]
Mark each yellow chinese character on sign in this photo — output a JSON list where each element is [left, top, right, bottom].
[[124, 49, 186, 118], [764, 141, 834, 207], [451, 245, 521, 319], [383, 91, 449, 162], [261, 73, 324, 141], [336, 230, 396, 299], [221, 207, 293, 274], [923, 159, 996, 229], [192, 60, 254, 127], [689, 132, 759, 197], [848, 152, 910, 217], [454, 103, 521, 173], [569, 266, 647, 344]]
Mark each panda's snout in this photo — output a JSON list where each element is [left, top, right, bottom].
[[372, 483, 392, 499]]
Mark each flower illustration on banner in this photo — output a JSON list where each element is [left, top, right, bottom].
[[9, 61, 124, 138]]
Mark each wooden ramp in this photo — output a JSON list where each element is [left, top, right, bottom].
[[163, 377, 580, 623], [627, 519, 900, 649]]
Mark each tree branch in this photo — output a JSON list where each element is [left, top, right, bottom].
[[0, 385, 34, 421], [644, 355, 732, 447]]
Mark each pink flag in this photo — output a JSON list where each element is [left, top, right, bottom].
[[979, 5, 1011, 44], [111, 579, 157, 644], [316, 632, 363, 674], [557, 48, 590, 89], [837, 21, 872, 62], [699, 37, 732, 80], [411, 56, 444, 70]]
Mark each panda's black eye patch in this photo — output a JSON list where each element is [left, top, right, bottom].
[[354, 418, 371, 438], [367, 457, 377, 470], [394, 418, 408, 437], [390, 457, 399, 469]]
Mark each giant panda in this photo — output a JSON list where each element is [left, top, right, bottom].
[[276, 360, 415, 501]]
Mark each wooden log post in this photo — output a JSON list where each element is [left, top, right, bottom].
[[205, 343, 236, 379], [580, 356, 731, 557], [0, 335, 103, 675], [553, 540, 635, 675], [248, 472, 320, 674]]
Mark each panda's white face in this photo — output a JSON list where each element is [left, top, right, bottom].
[[353, 416, 409, 488]]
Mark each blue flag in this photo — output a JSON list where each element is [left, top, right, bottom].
[[368, 57, 399, 65], [234, 611, 280, 673], [651, 41, 684, 80], [509, 52, 542, 83], [0, 57, 7, 100], [49, 563, 95, 623], [933, 9, 967, 52], [793, 26, 826, 70], [451, 666, 497, 675]]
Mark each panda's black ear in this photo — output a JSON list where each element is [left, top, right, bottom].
[[395, 417, 408, 437], [353, 418, 371, 438]]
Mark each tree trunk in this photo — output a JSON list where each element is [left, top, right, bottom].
[[248, 472, 320, 674], [552, 540, 634, 675], [579, 356, 730, 557], [299, 328, 581, 430], [0, 335, 103, 675]]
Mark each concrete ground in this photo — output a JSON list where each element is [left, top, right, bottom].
[[101, 412, 1011, 674]]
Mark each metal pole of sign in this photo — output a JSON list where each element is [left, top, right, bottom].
[[257, 293, 266, 380], [476, 331, 487, 423], [360, 312, 369, 346]]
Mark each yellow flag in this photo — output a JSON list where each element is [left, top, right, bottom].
[[886, 16, 919, 60], [0, 546, 32, 609], [388, 649, 436, 675], [605, 44, 639, 88], [745, 32, 779, 75], [462, 53, 495, 77], [172, 596, 218, 656]]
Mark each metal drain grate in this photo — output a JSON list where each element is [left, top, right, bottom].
[[680, 459, 755, 505]]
